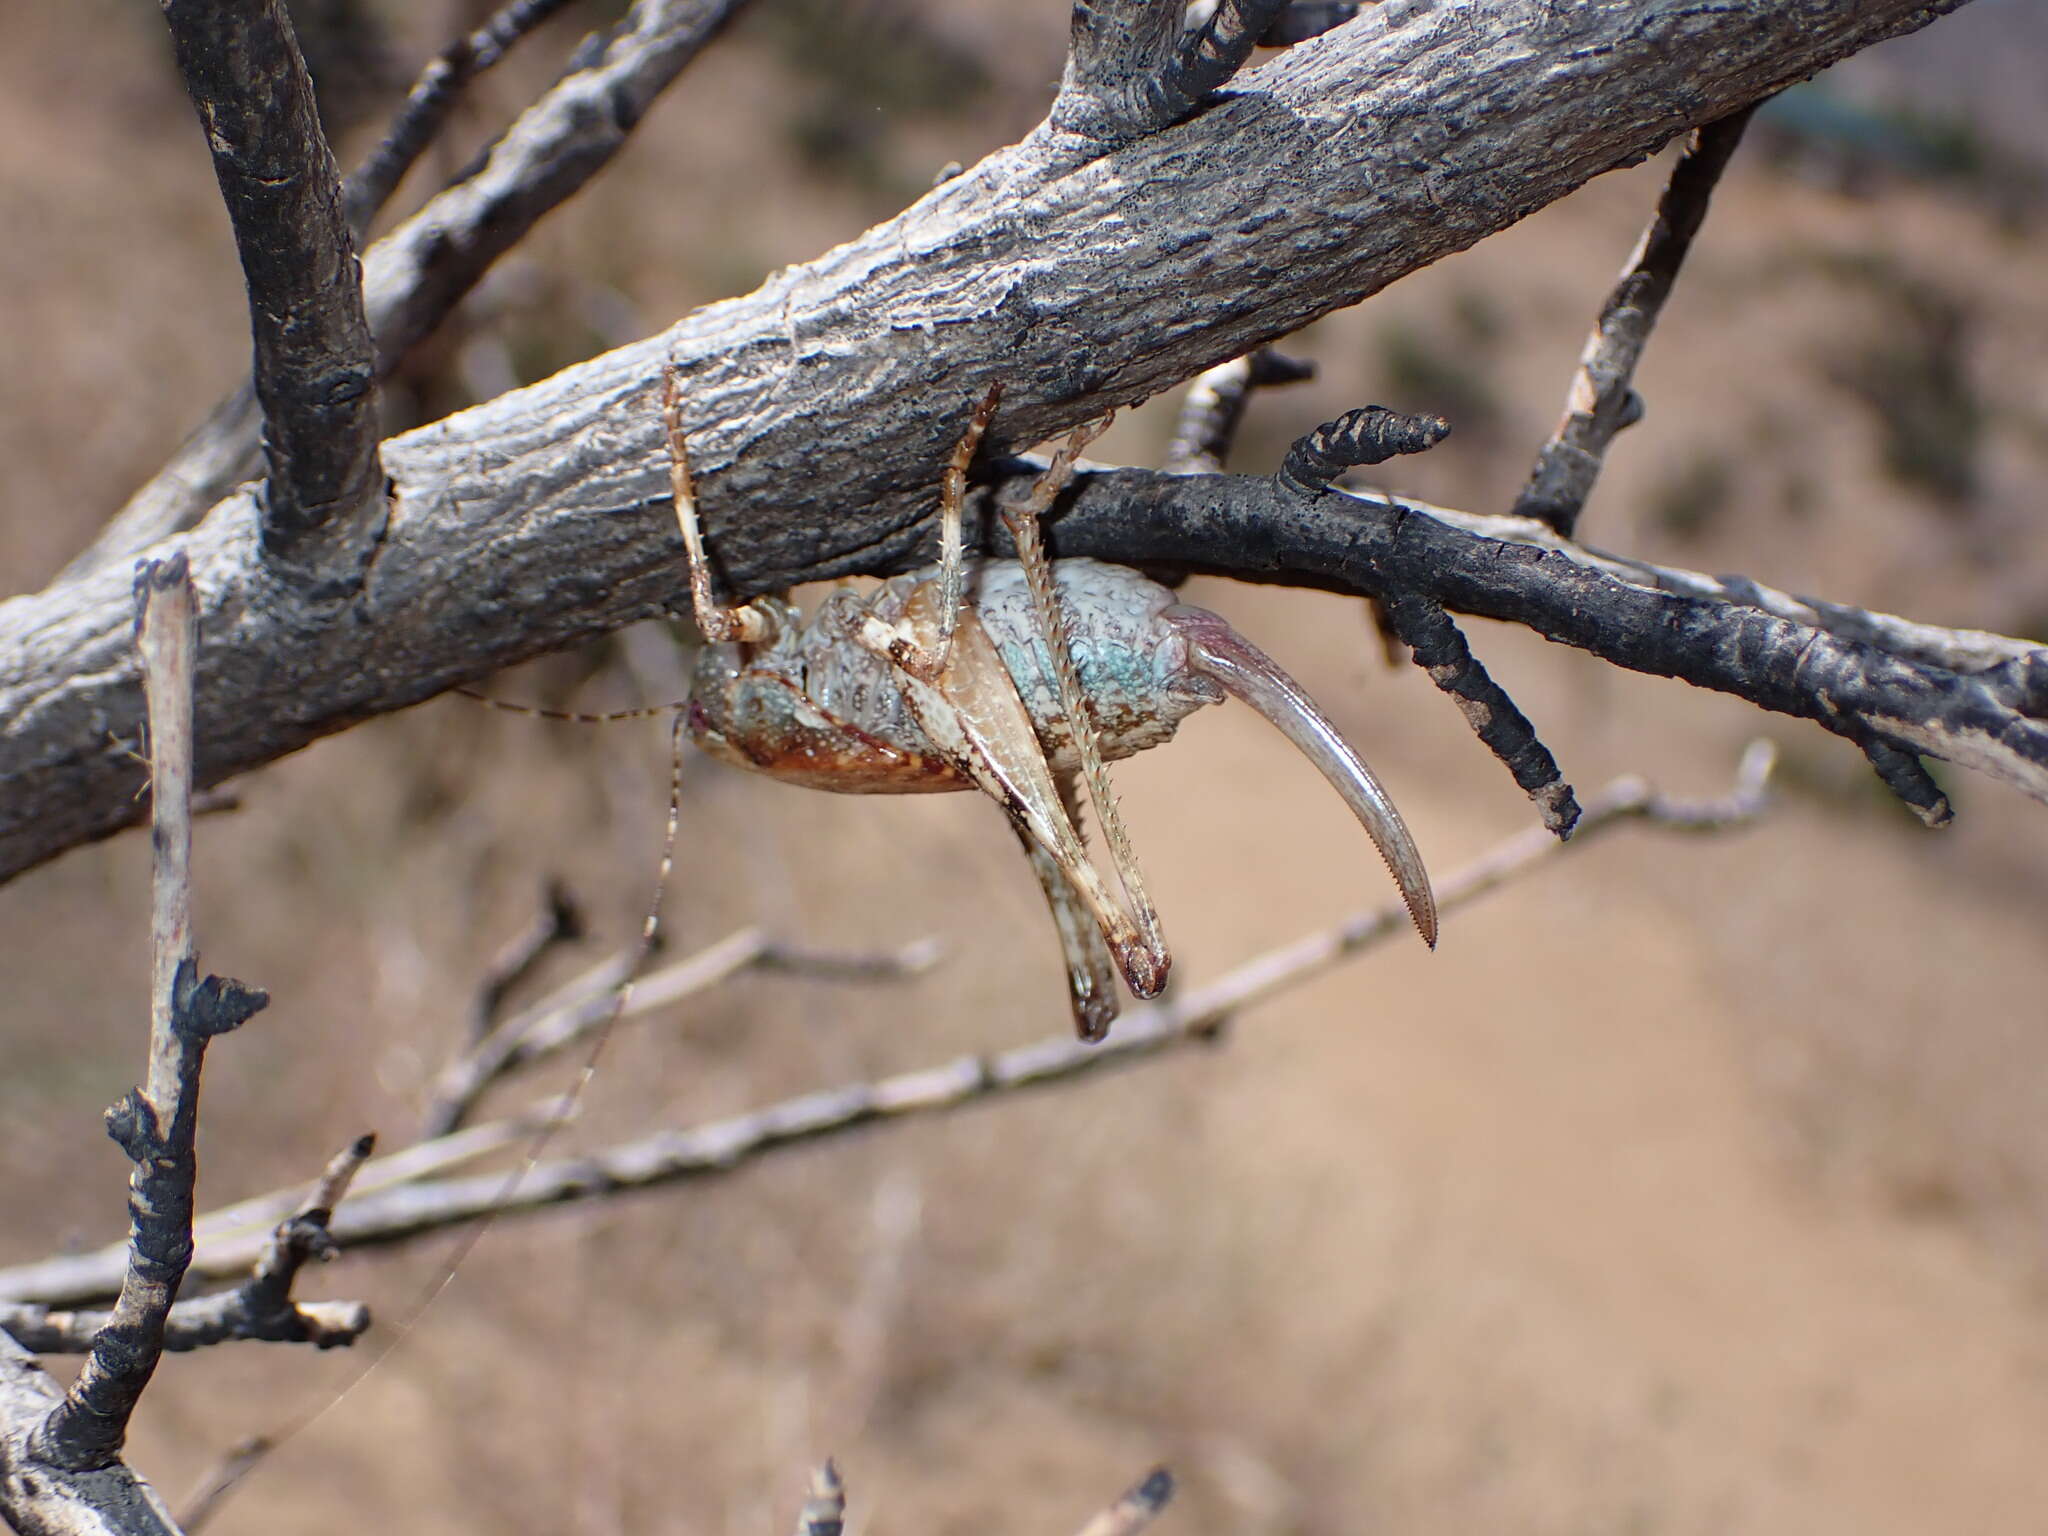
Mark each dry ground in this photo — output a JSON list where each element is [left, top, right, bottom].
[[4, 4, 2047, 1533]]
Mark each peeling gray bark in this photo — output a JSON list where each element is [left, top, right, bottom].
[[0, 0, 1981, 886]]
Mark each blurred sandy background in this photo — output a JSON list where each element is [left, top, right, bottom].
[[4, 2, 2048, 1532]]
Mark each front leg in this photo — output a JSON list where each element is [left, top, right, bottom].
[[663, 365, 778, 644], [859, 383, 1003, 681], [852, 583, 1168, 1021]]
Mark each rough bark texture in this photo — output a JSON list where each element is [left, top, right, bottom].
[[0, 0, 1981, 885]]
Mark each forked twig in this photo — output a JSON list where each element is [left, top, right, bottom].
[[0, 558, 272, 1536], [75, 0, 761, 579], [468, 877, 585, 1044], [2, 1138, 374, 1355], [28, 558, 269, 1471]]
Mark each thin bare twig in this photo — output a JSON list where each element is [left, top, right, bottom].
[[423, 926, 939, 1138], [213, 748, 1776, 1255], [0, 1300, 366, 1359], [1163, 350, 1315, 475], [468, 878, 586, 1043], [344, 0, 584, 237], [1511, 107, 1757, 536], [29, 557, 267, 1477]]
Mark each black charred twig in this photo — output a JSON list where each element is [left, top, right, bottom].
[[344, 0, 583, 236], [1512, 107, 1757, 537], [159, 750, 1772, 1255], [1164, 350, 1316, 475], [73, 0, 758, 580], [1380, 592, 1582, 838], [29, 557, 268, 1475], [1075, 1468, 1175, 1536], [793, 1460, 846, 1536], [1053, 0, 1295, 146], [1276, 405, 1453, 494], [2, 1136, 373, 1352], [468, 878, 586, 1043], [1021, 463, 2047, 820], [1858, 738, 1954, 827], [157, 0, 381, 560]]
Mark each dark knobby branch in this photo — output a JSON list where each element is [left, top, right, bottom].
[[1858, 737, 1953, 827], [1270, 406, 1585, 829], [1512, 107, 1758, 537], [0, 0, 1986, 884], [157, 0, 380, 562], [28, 559, 269, 1472], [1053, 0, 1296, 146], [71, 0, 756, 582], [1163, 350, 1316, 475], [111, 749, 1769, 1258], [1276, 404, 1451, 491], [1379, 592, 1582, 838], [1, 1333, 185, 1536], [1259, 2, 1361, 46]]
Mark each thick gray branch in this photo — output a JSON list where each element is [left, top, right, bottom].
[[0, 0, 1976, 886]]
